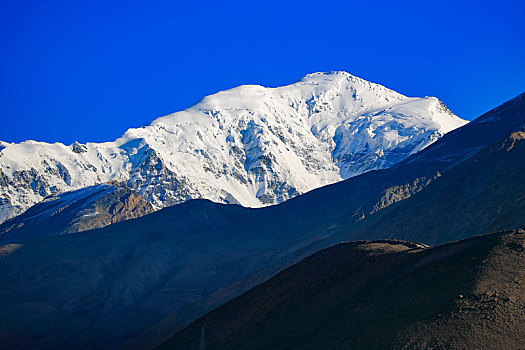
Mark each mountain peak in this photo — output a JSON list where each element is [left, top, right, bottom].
[[298, 71, 405, 98], [301, 70, 357, 80]]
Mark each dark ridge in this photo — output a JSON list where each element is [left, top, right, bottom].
[[160, 230, 525, 350]]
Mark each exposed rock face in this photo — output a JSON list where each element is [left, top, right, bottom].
[[0, 182, 154, 244], [71, 141, 87, 154], [0, 72, 467, 223]]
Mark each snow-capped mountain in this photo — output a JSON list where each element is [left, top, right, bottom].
[[0, 71, 467, 223]]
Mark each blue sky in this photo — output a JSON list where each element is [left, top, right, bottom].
[[1, 0, 524, 144]]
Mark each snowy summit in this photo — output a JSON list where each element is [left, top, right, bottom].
[[0, 71, 468, 222]]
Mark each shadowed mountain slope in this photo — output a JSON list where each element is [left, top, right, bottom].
[[346, 131, 525, 244], [0, 200, 255, 350], [160, 230, 525, 350]]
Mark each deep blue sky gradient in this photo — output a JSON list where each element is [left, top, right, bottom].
[[1, 0, 524, 144]]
